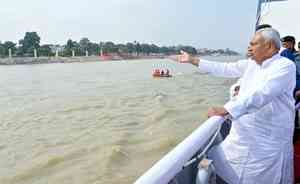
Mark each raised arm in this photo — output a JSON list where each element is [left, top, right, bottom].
[[198, 59, 248, 78], [173, 50, 248, 78]]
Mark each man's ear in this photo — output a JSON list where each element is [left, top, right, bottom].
[[264, 41, 276, 56], [265, 40, 272, 49]]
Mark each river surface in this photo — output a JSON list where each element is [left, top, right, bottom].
[[0, 57, 241, 184]]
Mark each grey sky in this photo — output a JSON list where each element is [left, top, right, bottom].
[[1, 0, 258, 52]]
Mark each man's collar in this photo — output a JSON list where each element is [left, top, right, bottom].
[[261, 53, 280, 68]]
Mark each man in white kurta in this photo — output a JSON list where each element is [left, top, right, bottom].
[[176, 28, 296, 183]]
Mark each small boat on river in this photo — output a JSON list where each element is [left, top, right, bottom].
[[152, 69, 172, 78]]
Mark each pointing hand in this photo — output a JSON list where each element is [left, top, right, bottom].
[[169, 50, 200, 66]]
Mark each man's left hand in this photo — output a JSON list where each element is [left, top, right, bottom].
[[207, 107, 229, 117]]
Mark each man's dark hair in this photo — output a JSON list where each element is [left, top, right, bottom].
[[298, 41, 300, 49], [281, 36, 296, 43], [255, 24, 272, 31]]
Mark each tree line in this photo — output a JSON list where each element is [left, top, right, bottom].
[[0, 32, 199, 58]]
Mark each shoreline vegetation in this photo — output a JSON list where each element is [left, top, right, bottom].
[[0, 31, 240, 65]]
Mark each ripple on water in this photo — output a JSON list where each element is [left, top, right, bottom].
[[2, 147, 88, 184], [60, 104, 105, 113]]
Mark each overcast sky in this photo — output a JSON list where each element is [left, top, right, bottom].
[[0, 0, 258, 52]]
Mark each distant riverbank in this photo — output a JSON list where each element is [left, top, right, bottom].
[[0, 53, 240, 65], [0, 55, 166, 65]]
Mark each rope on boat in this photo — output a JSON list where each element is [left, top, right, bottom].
[[182, 123, 222, 169]]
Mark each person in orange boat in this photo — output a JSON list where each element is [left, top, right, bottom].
[[166, 69, 170, 76], [153, 69, 160, 76]]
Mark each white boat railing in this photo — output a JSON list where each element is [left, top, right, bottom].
[[134, 116, 225, 184]]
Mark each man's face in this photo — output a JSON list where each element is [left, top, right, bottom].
[[247, 33, 269, 64], [282, 41, 294, 49]]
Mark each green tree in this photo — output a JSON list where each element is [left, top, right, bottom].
[[140, 44, 151, 55], [79, 38, 91, 53], [66, 39, 75, 49], [89, 43, 100, 55], [3, 41, 17, 56], [19, 32, 40, 56], [102, 42, 117, 53], [78, 38, 100, 55], [0, 42, 5, 57], [38, 44, 52, 56], [159, 46, 171, 55], [135, 42, 141, 56], [126, 42, 135, 54], [150, 44, 159, 53], [63, 39, 79, 56], [117, 44, 129, 54]]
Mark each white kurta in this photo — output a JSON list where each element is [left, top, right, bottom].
[[200, 54, 296, 184]]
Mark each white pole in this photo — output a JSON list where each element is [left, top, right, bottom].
[[8, 48, 12, 58], [72, 50, 75, 57], [55, 50, 59, 57], [86, 50, 88, 57], [34, 49, 37, 58]]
